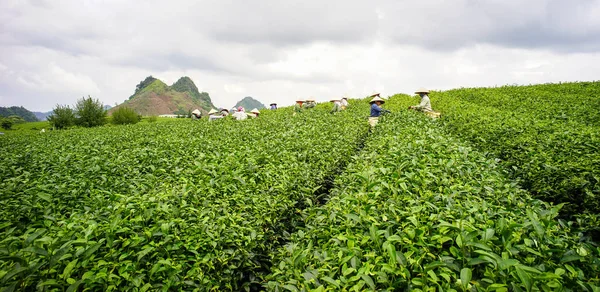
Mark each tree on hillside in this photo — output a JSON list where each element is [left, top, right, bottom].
[[75, 96, 107, 127], [48, 105, 76, 129], [129, 76, 157, 99]]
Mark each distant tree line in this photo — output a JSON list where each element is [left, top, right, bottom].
[[49, 96, 141, 129]]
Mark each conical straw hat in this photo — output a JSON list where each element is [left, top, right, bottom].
[[296, 99, 304, 103], [369, 96, 385, 104], [306, 98, 316, 102], [415, 87, 430, 94], [330, 98, 340, 102], [369, 91, 380, 97], [208, 109, 218, 115], [250, 108, 260, 114], [191, 109, 201, 115], [270, 103, 277, 106]]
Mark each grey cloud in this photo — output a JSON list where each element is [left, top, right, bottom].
[[379, 0, 600, 52], [115, 52, 229, 73], [197, 0, 379, 45]]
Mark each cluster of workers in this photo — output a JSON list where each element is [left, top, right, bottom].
[[369, 87, 439, 126], [292, 96, 350, 114], [189, 87, 437, 126], [190, 106, 262, 121]]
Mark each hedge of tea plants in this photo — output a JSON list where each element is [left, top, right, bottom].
[[0, 102, 370, 291], [266, 103, 599, 291], [431, 82, 600, 218]]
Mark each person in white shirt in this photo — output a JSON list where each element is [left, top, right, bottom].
[[340, 97, 349, 110], [232, 107, 248, 120], [330, 99, 342, 113], [208, 109, 223, 121], [409, 88, 433, 112]]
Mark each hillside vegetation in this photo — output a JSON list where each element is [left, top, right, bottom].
[[0, 106, 39, 122], [111, 76, 215, 116]]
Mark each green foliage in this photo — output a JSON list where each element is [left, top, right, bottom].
[[266, 98, 600, 291], [110, 107, 140, 125], [0, 117, 13, 129], [0, 102, 369, 290], [47, 104, 76, 129], [147, 115, 158, 123], [75, 96, 107, 128], [0, 106, 39, 122], [2, 85, 599, 291]]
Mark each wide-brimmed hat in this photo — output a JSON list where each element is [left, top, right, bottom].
[[220, 108, 229, 113], [296, 99, 304, 103], [370, 96, 385, 104], [208, 109, 218, 115], [415, 87, 430, 94], [306, 98, 316, 102], [250, 108, 260, 114], [330, 98, 340, 102], [191, 109, 201, 115], [341, 96, 348, 100], [369, 91, 380, 97], [270, 103, 277, 106]]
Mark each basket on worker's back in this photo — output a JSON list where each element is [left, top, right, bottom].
[[425, 111, 441, 118]]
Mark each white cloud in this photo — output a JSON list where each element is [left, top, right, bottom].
[[1, 0, 600, 111]]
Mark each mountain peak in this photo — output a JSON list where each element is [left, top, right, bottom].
[[234, 96, 266, 110], [112, 76, 216, 116], [171, 76, 198, 93]]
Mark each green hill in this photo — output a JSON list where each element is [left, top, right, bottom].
[[0, 106, 39, 122], [111, 76, 216, 116], [234, 96, 265, 110]]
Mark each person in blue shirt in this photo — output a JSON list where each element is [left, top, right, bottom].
[[369, 95, 388, 127], [270, 103, 277, 110]]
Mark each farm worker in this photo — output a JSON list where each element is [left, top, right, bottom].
[[220, 108, 230, 116], [410, 88, 441, 118], [270, 103, 277, 110], [330, 99, 342, 113], [247, 108, 260, 118], [294, 100, 304, 115], [233, 107, 248, 120], [230, 107, 237, 114], [191, 109, 202, 120], [409, 88, 433, 112], [208, 109, 223, 121], [340, 97, 349, 110], [304, 98, 316, 109], [369, 96, 389, 127]]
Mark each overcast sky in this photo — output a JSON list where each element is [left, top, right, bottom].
[[1, 0, 600, 111]]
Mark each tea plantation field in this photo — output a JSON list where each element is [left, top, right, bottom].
[[1, 82, 599, 291]]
